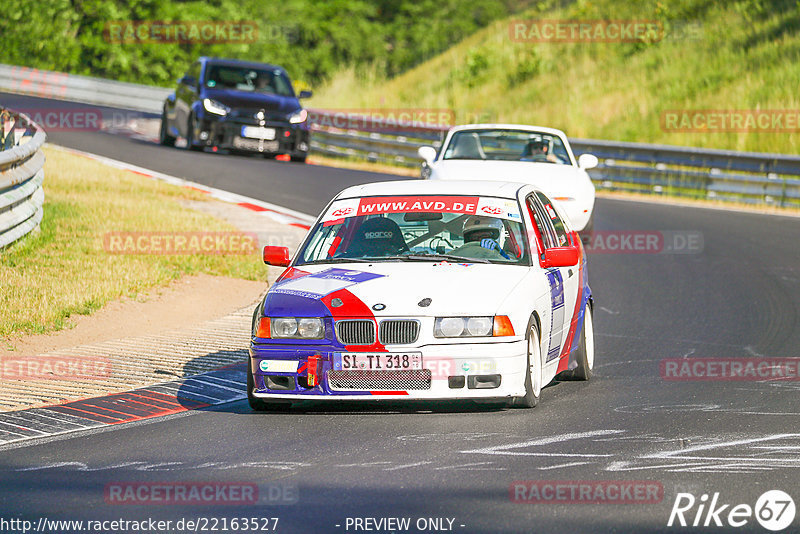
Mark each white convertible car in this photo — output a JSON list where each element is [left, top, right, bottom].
[[418, 124, 598, 232], [249, 180, 594, 410]]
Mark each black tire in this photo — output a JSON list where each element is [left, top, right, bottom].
[[561, 304, 595, 381], [290, 155, 307, 163], [247, 361, 292, 412], [511, 318, 542, 408], [185, 112, 203, 151], [159, 108, 176, 147]]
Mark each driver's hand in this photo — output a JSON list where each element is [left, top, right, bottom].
[[480, 238, 498, 250], [480, 238, 511, 259]]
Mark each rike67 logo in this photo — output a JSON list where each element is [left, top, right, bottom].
[[668, 490, 795, 531]]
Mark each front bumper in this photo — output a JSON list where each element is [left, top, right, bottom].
[[196, 114, 309, 155], [249, 340, 528, 401], [560, 199, 594, 232]]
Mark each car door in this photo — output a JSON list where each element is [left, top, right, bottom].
[[526, 192, 580, 367]]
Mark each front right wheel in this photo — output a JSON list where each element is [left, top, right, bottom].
[[159, 107, 176, 147], [184, 112, 203, 152], [511, 321, 542, 408]]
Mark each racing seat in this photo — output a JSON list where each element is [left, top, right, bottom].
[[341, 217, 409, 257], [450, 133, 486, 159]]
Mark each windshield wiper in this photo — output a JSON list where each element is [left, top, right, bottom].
[[305, 257, 376, 264], [390, 253, 491, 264]]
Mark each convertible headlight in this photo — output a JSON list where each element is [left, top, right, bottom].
[[288, 109, 308, 124], [268, 317, 324, 339], [434, 316, 515, 338], [203, 98, 229, 116]]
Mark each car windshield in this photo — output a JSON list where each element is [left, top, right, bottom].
[[296, 195, 531, 265], [442, 129, 571, 164], [204, 65, 295, 97]]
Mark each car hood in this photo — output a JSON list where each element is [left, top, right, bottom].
[[265, 262, 530, 317], [430, 160, 588, 198], [202, 88, 299, 113]]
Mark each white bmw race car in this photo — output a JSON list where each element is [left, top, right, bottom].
[[249, 180, 594, 409], [418, 124, 598, 232]]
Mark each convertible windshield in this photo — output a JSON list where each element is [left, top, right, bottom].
[[297, 195, 530, 265], [442, 129, 571, 164], [204, 65, 295, 97]]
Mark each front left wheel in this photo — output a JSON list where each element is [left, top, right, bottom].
[[561, 304, 595, 381]]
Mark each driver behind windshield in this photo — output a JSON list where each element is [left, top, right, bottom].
[[450, 215, 511, 260], [521, 139, 558, 163]]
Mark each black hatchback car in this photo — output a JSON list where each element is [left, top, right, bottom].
[[160, 57, 312, 162]]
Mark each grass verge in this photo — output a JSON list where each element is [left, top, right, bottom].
[[0, 146, 264, 340]]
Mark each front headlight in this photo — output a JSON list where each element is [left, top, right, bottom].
[[270, 317, 324, 339], [434, 316, 515, 338], [203, 98, 229, 116], [288, 109, 308, 124]]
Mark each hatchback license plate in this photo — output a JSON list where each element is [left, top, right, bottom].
[[333, 353, 423, 371], [241, 126, 276, 140], [232, 137, 279, 152]]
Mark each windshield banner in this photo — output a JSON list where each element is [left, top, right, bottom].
[[321, 196, 521, 223]]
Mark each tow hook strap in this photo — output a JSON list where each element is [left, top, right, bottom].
[[304, 354, 321, 386]]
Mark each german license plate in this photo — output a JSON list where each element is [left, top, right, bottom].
[[232, 137, 279, 151], [333, 353, 423, 371], [241, 126, 276, 140]]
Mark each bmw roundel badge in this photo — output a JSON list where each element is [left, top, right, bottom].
[[372, 303, 386, 311]]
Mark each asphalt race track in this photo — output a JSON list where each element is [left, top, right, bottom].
[[2, 92, 800, 533]]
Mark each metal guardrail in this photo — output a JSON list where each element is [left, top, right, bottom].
[[0, 109, 46, 248], [1, 63, 799, 208], [0, 64, 170, 114]]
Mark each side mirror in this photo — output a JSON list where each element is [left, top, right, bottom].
[[418, 146, 437, 165], [298, 90, 313, 99], [578, 153, 599, 170], [542, 246, 579, 268], [263, 246, 290, 267]]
